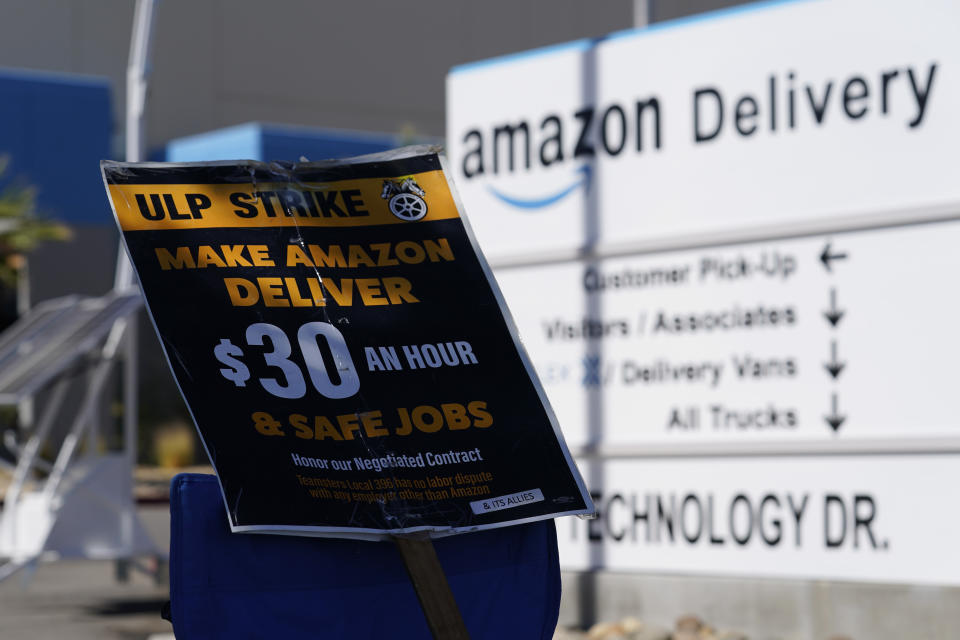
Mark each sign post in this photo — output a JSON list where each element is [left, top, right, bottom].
[[395, 536, 471, 639]]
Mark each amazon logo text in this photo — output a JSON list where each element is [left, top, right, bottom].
[[459, 97, 662, 180]]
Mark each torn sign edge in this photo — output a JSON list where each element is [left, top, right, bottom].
[[100, 145, 596, 541]]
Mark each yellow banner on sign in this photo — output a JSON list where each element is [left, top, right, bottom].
[[108, 170, 459, 231]]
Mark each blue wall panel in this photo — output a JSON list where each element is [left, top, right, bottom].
[[166, 122, 404, 163], [0, 69, 112, 225]]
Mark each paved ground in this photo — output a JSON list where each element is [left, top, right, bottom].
[[0, 506, 173, 640]]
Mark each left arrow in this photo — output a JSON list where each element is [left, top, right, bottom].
[[820, 242, 849, 272]]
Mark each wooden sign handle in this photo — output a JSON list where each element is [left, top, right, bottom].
[[394, 536, 471, 639]]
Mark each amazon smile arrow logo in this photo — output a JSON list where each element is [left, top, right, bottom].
[[486, 165, 593, 210]]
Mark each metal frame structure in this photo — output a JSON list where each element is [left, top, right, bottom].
[[0, 294, 157, 581], [0, 0, 161, 582]]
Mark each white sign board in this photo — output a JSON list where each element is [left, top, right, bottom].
[[446, 0, 960, 584], [494, 221, 960, 450], [447, 0, 959, 260], [561, 456, 959, 586]]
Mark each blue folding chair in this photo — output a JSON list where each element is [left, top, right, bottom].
[[167, 474, 562, 639]]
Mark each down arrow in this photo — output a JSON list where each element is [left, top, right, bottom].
[[824, 340, 846, 379], [825, 393, 847, 433], [823, 288, 846, 327]]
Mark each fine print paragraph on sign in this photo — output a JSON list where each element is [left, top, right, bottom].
[[101, 148, 593, 538]]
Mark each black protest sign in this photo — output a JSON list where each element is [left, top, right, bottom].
[[102, 149, 593, 537]]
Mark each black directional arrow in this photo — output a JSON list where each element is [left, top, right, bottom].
[[825, 393, 846, 432], [823, 288, 845, 327], [820, 242, 848, 272], [824, 340, 846, 379]]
